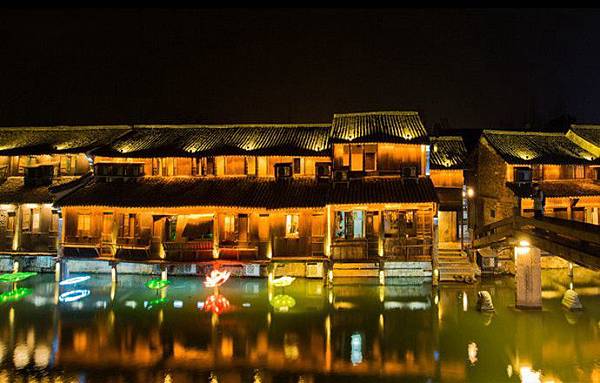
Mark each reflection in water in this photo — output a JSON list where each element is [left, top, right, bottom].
[[0, 271, 597, 382]]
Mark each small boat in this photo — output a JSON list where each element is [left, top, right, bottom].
[[59, 275, 91, 286], [0, 288, 32, 303], [59, 289, 91, 303], [145, 278, 171, 290], [270, 276, 295, 287], [204, 270, 231, 288], [0, 272, 37, 283]]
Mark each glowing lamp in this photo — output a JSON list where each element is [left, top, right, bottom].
[[270, 276, 295, 287], [467, 187, 475, 198], [204, 269, 231, 288], [59, 275, 91, 286], [271, 294, 296, 312], [145, 278, 171, 290], [0, 288, 32, 303], [59, 289, 90, 303], [203, 294, 230, 315], [0, 272, 37, 283]]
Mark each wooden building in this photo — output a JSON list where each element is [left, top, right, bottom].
[[56, 112, 439, 265], [0, 126, 130, 257], [468, 129, 600, 232], [429, 136, 467, 248]]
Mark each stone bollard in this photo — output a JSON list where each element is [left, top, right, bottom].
[[561, 289, 583, 311], [477, 291, 495, 312]]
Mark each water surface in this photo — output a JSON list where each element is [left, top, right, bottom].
[[0, 271, 599, 382]]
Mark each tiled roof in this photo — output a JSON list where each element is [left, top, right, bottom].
[[0, 126, 130, 155], [483, 130, 597, 165], [91, 124, 331, 158], [55, 176, 438, 209], [507, 180, 600, 198], [570, 125, 600, 148], [430, 136, 467, 169], [331, 111, 428, 144], [0, 176, 80, 204]]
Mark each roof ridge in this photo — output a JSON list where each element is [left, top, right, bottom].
[[484, 129, 565, 137], [0, 125, 131, 131], [333, 111, 418, 118], [431, 136, 463, 141], [132, 124, 331, 129], [571, 124, 600, 129]]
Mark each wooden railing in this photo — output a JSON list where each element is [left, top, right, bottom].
[[163, 240, 213, 261]]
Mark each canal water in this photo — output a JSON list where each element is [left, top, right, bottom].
[[0, 271, 599, 382]]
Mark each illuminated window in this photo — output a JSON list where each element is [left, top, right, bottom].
[[575, 165, 585, 179], [77, 214, 91, 236], [293, 158, 301, 174], [246, 157, 256, 176], [6, 212, 15, 233], [285, 215, 299, 238], [49, 210, 58, 233], [352, 211, 364, 238], [335, 210, 364, 239], [384, 210, 400, 235], [31, 209, 40, 233], [21, 208, 31, 232], [223, 214, 236, 241], [350, 145, 364, 171], [225, 157, 246, 175], [59, 156, 72, 175]]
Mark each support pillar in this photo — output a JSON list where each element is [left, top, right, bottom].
[[161, 266, 168, 281], [111, 262, 118, 284], [12, 259, 19, 273], [515, 243, 541, 310]]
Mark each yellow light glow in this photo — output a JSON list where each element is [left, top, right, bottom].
[[519, 240, 530, 247], [467, 188, 475, 198]]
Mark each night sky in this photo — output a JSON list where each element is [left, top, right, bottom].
[[1, 8, 600, 130]]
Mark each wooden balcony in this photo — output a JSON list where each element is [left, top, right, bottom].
[[163, 240, 213, 262], [63, 236, 102, 257]]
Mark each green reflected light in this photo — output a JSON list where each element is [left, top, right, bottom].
[[0, 272, 37, 283], [0, 288, 32, 303], [145, 278, 171, 290]]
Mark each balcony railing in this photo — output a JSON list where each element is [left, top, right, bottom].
[[163, 240, 213, 261]]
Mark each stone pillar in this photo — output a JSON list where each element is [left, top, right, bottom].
[[515, 245, 541, 310]]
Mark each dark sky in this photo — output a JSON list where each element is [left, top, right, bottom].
[[1, 8, 600, 130]]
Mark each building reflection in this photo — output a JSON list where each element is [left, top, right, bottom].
[[0, 274, 599, 382]]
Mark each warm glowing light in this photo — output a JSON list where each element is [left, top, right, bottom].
[[327, 270, 334, 284], [379, 270, 385, 286], [59, 289, 90, 303], [519, 240, 530, 247], [270, 276, 295, 287], [33, 344, 50, 368], [204, 269, 231, 288], [59, 275, 90, 286], [13, 343, 30, 369], [519, 366, 541, 383], [204, 294, 230, 315], [462, 292, 468, 312], [468, 342, 478, 365], [467, 187, 475, 198]]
